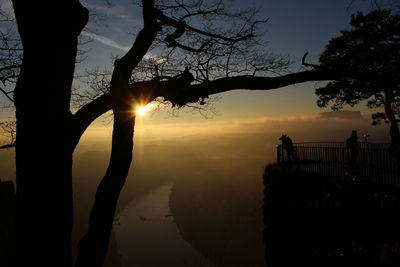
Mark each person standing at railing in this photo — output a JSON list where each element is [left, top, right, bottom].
[[363, 133, 370, 148], [346, 130, 359, 168], [279, 134, 295, 162]]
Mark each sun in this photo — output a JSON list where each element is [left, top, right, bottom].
[[135, 103, 155, 116]]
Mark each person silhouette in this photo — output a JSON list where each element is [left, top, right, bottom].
[[346, 130, 359, 168], [279, 134, 295, 162], [363, 133, 369, 145]]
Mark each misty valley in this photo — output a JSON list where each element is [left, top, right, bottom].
[[1, 133, 268, 266], [2, 127, 400, 266]]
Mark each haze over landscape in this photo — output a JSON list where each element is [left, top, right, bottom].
[[0, 0, 398, 266]]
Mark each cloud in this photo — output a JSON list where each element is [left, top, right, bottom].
[[319, 110, 365, 120], [81, 31, 165, 63], [82, 31, 131, 51]]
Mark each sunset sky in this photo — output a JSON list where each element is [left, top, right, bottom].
[[67, 0, 394, 149], [0, 0, 395, 147], [0, 2, 397, 265]]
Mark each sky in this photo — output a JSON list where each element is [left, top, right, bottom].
[[0, 0, 396, 147], [0, 2, 396, 264], [65, 0, 394, 146]]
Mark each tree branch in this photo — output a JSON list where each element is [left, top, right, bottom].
[[73, 69, 337, 133], [111, 0, 159, 86], [180, 0, 223, 20], [72, 0, 160, 145], [301, 52, 319, 68], [0, 86, 14, 102], [71, 93, 112, 147], [156, 9, 266, 43], [0, 143, 15, 150], [158, 69, 337, 106]]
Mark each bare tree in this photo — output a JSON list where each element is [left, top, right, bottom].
[[0, 4, 90, 149], [0, 6, 20, 103], [8, 0, 354, 266], [0, 7, 19, 151]]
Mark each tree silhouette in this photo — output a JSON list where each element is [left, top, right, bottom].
[[7, 0, 371, 266], [315, 9, 400, 151], [0, 7, 20, 103]]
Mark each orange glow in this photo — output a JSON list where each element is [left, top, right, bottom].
[[135, 103, 155, 116]]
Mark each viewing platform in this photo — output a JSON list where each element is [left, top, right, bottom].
[[277, 142, 400, 186]]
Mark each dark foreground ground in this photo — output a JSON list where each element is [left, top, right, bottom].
[[263, 164, 400, 267]]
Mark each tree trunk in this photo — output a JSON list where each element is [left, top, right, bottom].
[[75, 2, 157, 264], [75, 102, 135, 267], [11, 1, 88, 266]]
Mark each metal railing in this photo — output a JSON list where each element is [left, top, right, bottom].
[[277, 142, 400, 185]]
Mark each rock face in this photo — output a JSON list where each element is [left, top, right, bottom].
[[263, 164, 400, 267]]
